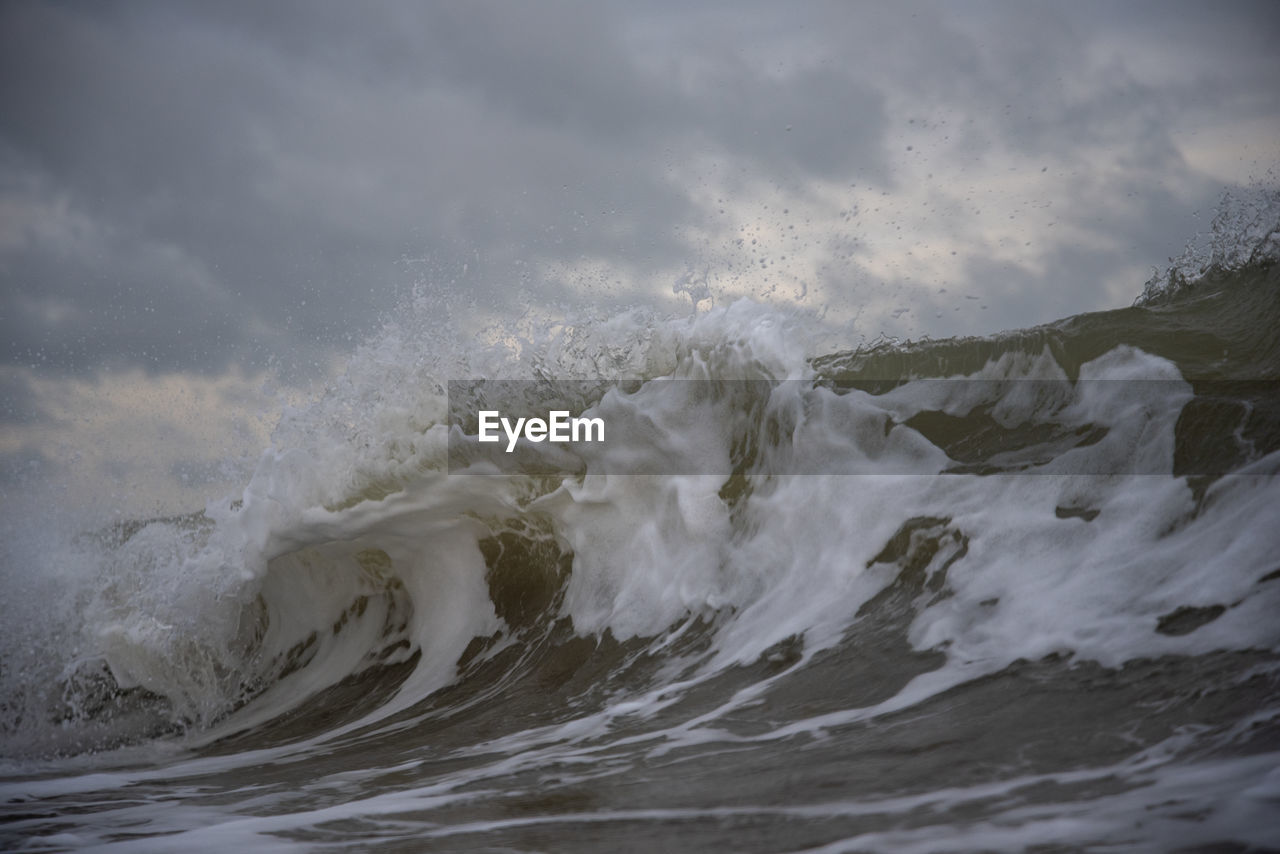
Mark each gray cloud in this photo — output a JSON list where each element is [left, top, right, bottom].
[[0, 446, 59, 488], [0, 372, 44, 424], [1, 0, 1277, 391]]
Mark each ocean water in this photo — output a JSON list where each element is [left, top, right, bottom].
[[2, 202, 1280, 852]]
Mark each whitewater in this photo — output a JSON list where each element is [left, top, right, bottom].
[[1, 198, 1279, 852]]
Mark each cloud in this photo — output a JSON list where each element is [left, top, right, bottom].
[[0, 445, 59, 489], [0, 365, 282, 515], [0, 370, 44, 425], [0, 0, 1276, 391]]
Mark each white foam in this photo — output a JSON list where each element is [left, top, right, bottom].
[[4, 298, 1278, 764]]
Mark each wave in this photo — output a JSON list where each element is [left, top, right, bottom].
[[3, 265, 1277, 756], [2, 188, 1279, 852]]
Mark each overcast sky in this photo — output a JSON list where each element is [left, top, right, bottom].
[[2, 0, 1278, 514]]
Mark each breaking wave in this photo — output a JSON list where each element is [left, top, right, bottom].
[[2, 190, 1279, 852]]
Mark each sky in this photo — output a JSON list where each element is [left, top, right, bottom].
[[1, 0, 1278, 515]]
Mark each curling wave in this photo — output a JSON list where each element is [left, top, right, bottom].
[[2, 193, 1279, 852]]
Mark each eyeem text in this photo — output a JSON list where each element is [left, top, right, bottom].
[[478, 410, 605, 453]]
